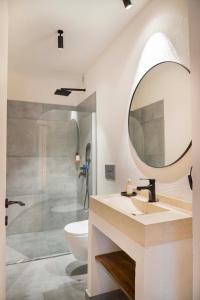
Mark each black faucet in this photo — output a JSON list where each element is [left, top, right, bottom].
[[137, 179, 157, 202]]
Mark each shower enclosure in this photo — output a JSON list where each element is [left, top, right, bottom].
[[6, 100, 96, 265]]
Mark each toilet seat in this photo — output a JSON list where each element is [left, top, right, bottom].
[[64, 220, 88, 236]]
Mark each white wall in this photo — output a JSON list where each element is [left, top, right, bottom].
[[8, 70, 83, 106], [0, 0, 8, 298], [83, 0, 192, 201], [189, 1, 200, 299]]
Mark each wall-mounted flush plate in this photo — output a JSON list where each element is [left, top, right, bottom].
[[105, 165, 115, 180]]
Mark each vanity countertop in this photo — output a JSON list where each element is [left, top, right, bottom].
[[90, 193, 192, 247]]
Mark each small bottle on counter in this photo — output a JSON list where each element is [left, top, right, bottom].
[[126, 178, 133, 195]]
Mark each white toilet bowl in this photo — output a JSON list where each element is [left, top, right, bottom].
[[64, 220, 88, 262]]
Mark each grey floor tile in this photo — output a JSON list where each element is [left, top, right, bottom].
[[7, 229, 69, 263], [6, 254, 87, 300], [43, 281, 86, 300]]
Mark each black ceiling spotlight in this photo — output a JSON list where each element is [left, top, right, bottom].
[[54, 88, 86, 97], [122, 0, 133, 10], [58, 29, 64, 49]]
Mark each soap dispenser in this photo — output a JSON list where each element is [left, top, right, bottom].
[[126, 178, 133, 195]]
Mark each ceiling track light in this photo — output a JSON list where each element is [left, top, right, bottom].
[[58, 29, 64, 49], [122, 0, 133, 10]]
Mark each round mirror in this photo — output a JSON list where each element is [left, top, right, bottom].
[[129, 61, 191, 168]]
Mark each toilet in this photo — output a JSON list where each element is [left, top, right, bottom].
[[64, 220, 88, 262]]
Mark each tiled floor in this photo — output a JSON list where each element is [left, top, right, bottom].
[[6, 229, 69, 264], [6, 254, 87, 300], [6, 202, 88, 264]]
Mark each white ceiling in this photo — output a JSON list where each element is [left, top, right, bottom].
[[8, 0, 149, 79]]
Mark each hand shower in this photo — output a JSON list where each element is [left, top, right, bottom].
[[79, 143, 91, 210]]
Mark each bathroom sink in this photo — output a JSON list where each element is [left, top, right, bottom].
[[104, 196, 169, 215], [130, 198, 168, 215]]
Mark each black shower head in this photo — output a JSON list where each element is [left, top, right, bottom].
[[54, 88, 86, 97], [54, 89, 72, 96]]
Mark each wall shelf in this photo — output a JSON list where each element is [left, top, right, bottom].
[[96, 251, 135, 300]]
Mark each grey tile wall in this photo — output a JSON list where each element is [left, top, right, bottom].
[[46, 121, 76, 157], [7, 100, 75, 119], [7, 101, 43, 120], [131, 100, 165, 167], [7, 119, 39, 157], [6, 101, 80, 236], [143, 118, 165, 156], [77, 92, 96, 112], [7, 158, 41, 196], [41, 109, 71, 122]]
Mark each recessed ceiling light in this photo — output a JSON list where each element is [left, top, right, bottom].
[[122, 0, 133, 10]]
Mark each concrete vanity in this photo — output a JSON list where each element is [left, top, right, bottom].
[[86, 193, 192, 300]]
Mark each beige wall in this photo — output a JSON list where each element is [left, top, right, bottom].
[[83, 0, 192, 200], [189, 1, 200, 299], [0, 0, 8, 298]]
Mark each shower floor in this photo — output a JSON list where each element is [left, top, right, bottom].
[[6, 195, 89, 265], [6, 229, 69, 264]]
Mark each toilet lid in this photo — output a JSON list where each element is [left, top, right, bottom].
[[65, 220, 88, 235]]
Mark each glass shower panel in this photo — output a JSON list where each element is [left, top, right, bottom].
[[6, 101, 92, 264], [77, 112, 94, 213]]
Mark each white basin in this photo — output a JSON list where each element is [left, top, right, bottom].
[[104, 196, 169, 215]]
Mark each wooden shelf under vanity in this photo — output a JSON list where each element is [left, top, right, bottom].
[[95, 251, 135, 300]]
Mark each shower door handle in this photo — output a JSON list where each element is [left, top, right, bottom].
[[5, 198, 25, 226], [5, 198, 25, 208]]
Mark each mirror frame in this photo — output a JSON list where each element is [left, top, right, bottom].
[[128, 61, 192, 168]]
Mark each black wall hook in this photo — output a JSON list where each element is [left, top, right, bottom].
[[188, 167, 193, 190]]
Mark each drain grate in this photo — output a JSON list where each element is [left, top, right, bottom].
[[6, 251, 71, 266]]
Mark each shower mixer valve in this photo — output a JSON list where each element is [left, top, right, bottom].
[[79, 163, 89, 178]]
